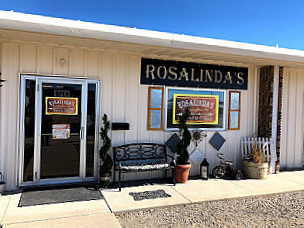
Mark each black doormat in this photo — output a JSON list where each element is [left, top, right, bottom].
[[129, 189, 171, 201], [19, 187, 103, 207]]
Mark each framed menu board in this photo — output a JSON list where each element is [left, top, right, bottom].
[[172, 94, 219, 125], [45, 97, 78, 115], [165, 88, 226, 130]]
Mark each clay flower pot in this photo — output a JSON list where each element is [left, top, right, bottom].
[[175, 164, 191, 183]]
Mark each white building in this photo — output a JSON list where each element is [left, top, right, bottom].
[[0, 11, 303, 192]]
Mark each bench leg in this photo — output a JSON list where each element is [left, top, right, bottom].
[[119, 168, 122, 192]]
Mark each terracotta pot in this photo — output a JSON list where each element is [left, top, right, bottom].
[[176, 164, 191, 183]]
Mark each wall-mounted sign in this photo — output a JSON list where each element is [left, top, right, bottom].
[[141, 58, 248, 90], [52, 124, 70, 139], [45, 97, 78, 115], [173, 94, 219, 125]]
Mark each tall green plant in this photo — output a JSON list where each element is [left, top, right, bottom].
[[176, 107, 192, 165], [99, 114, 113, 174]]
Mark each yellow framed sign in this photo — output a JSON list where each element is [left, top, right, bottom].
[[173, 94, 219, 125], [45, 97, 78, 115]]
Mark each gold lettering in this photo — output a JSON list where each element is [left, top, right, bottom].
[[178, 68, 189, 81], [146, 64, 155, 80], [168, 66, 178, 80], [223, 71, 233, 84], [191, 68, 199, 81], [204, 70, 213, 82], [157, 66, 167, 79], [214, 70, 222, 83], [237, 72, 245, 85], [200, 69, 204, 81]]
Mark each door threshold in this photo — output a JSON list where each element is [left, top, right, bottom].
[[21, 181, 98, 192]]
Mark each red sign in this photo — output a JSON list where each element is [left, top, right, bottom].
[[173, 94, 219, 125], [45, 97, 78, 115]]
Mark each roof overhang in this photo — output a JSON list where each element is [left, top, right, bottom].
[[0, 10, 304, 68]]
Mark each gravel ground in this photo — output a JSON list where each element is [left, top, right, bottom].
[[115, 190, 304, 228]]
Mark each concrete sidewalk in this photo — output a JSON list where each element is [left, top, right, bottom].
[[0, 193, 121, 228], [101, 170, 304, 212], [1, 170, 304, 227]]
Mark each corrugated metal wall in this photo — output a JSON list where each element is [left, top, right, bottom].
[[281, 68, 304, 169], [0, 42, 259, 190]]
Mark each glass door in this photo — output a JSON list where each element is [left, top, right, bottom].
[[37, 79, 85, 182], [19, 75, 100, 186]]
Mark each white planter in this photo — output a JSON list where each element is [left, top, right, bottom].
[[243, 161, 268, 179]]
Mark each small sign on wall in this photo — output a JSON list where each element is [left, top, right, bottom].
[[46, 97, 78, 115], [173, 94, 219, 125], [52, 124, 70, 139]]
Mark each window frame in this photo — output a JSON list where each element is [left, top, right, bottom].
[[164, 87, 227, 131], [228, 91, 241, 130], [147, 86, 164, 131]]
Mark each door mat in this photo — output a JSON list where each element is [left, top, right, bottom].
[[129, 189, 171, 201], [19, 187, 103, 207]]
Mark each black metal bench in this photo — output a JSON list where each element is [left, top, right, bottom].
[[113, 143, 176, 191]]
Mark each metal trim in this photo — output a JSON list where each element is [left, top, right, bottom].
[[19, 74, 100, 187], [164, 86, 227, 131]]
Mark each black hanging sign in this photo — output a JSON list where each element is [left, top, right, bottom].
[[140, 58, 248, 90]]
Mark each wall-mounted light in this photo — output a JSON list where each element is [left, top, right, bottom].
[[59, 58, 66, 65]]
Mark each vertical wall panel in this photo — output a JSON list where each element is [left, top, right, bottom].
[[125, 56, 140, 144], [37, 46, 53, 74], [20, 45, 37, 73], [286, 71, 297, 168], [69, 50, 84, 76], [54, 48, 69, 75], [1, 43, 20, 190], [85, 51, 99, 77], [294, 71, 304, 167], [281, 69, 304, 169]]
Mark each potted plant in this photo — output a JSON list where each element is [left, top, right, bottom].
[[243, 142, 268, 179], [99, 114, 113, 188], [175, 107, 192, 183]]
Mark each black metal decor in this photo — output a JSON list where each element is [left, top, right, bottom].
[[141, 58, 248, 90]]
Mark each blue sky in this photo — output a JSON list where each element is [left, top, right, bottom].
[[1, 1, 304, 50]]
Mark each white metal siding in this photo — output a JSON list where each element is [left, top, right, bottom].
[[281, 69, 304, 169], [0, 42, 259, 190]]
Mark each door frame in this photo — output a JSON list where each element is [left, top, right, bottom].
[[18, 74, 100, 187]]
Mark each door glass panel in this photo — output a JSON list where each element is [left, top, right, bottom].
[[23, 79, 35, 182], [86, 84, 96, 177], [40, 83, 82, 179]]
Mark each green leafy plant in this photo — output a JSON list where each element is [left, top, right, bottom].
[[99, 114, 113, 174], [245, 142, 265, 165], [176, 107, 192, 165]]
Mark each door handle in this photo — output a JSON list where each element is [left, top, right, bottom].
[[80, 127, 84, 140]]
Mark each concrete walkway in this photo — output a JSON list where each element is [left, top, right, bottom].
[[1, 170, 304, 227]]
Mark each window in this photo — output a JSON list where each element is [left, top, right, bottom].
[[147, 87, 164, 130], [228, 91, 241, 130], [165, 87, 226, 130]]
